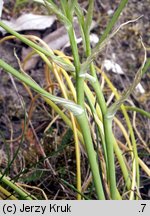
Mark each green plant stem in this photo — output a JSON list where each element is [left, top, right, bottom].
[[0, 174, 33, 200], [68, 26, 84, 107], [80, 0, 118, 198], [76, 0, 108, 166], [91, 79, 107, 115], [103, 116, 117, 199], [84, 29, 107, 116], [76, 0, 107, 115], [85, 93, 108, 168], [77, 113, 105, 200], [113, 138, 131, 190], [98, 67, 143, 197], [60, 1, 84, 107], [124, 106, 150, 118], [122, 106, 140, 191], [0, 185, 18, 200]]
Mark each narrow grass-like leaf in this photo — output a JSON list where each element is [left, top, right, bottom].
[[0, 174, 33, 200], [0, 59, 83, 116], [107, 40, 146, 118], [85, 0, 94, 34], [97, 0, 128, 45], [0, 21, 75, 72], [124, 106, 150, 118], [142, 57, 150, 75]]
